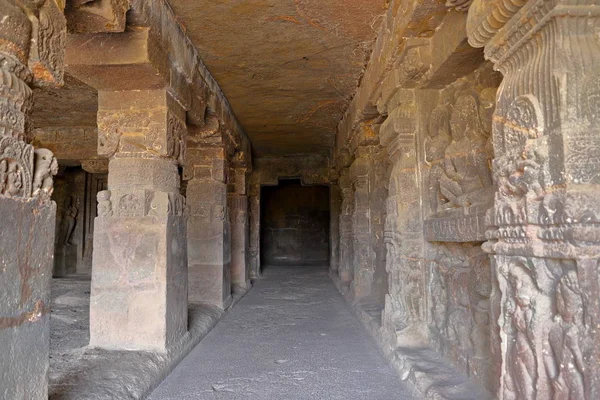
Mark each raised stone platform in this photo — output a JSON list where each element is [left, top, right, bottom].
[[330, 271, 492, 400], [49, 277, 250, 400]]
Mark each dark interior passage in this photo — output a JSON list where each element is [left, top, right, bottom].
[[261, 180, 330, 266]]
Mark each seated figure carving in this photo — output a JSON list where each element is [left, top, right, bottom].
[[436, 93, 493, 213]]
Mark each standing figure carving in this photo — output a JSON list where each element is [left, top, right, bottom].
[[60, 195, 78, 245], [504, 267, 538, 400], [544, 270, 585, 400], [425, 106, 451, 213]]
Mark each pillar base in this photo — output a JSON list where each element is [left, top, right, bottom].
[[90, 193, 187, 351], [0, 196, 56, 399]]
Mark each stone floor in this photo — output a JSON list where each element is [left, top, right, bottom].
[[148, 265, 417, 400]]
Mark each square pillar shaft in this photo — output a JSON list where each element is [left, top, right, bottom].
[[89, 89, 188, 351], [185, 146, 232, 308], [229, 193, 249, 290]]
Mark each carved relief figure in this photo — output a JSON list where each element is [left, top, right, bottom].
[[425, 106, 452, 212], [437, 93, 493, 210], [504, 267, 538, 400], [60, 195, 79, 245], [97, 190, 112, 217], [32, 148, 59, 195], [7, 161, 23, 196], [544, 270, 585, 400]]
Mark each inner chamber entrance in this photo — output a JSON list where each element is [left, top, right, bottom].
[[260, 179, 330, 267]]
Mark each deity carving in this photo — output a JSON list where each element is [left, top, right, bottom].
[[425, 106, 451, 213], [440, 94, 493, 210], [97, 190, 112, 217], [503, 266, 538, 400], [426, 92, 494, 217], [32, 148, 58, 196], [544, 270, 585, 400], [59, 195, 78, 245]]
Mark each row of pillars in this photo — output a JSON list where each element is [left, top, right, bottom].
[[89, 90, 251, 351], [0, 2, 251, 398]]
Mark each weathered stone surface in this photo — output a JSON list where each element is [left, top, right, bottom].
[[0, 2, 64, 397], [0, 196, 56, 400]]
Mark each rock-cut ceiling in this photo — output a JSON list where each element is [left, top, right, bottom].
[[166, 0, 387, 157]]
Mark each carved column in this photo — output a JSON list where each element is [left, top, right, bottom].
[[350, 145, 386, 303], [338, 168, 354, 285], [228, 165, 250, 292], [90, 89, 188, 351], [184, 125, 232, 309], [467, 1, 600, 398], [379, 100, 427, 350], [329, 178, 341, 275], [0, 1, 65, 398], [248, 181, 261, 279]]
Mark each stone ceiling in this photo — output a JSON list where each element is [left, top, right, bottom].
[[166, 0, 387, 157]]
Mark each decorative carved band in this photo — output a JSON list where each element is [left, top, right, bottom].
[[97, 189, 185, 219], [424, 207, 487, 242], [466, 0, 528, 48]]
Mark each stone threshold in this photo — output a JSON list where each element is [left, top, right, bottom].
[[49, 285, 251, 400], [330, 272, 492, 400]]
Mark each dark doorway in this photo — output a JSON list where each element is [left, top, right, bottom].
[[260, 179, 330, 266]]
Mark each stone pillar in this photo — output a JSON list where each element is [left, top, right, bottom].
[[467, 1, 600, 398], [338, 168, 354, 285], [248, 182, 261, 278], [90, 89, 188, 351], [184, 139, 231, 309], [228, 166, 250, 292], [350, 151, 371, 299], [0, 1, 65, 398], [379, 100, 427, 349], [329, 180, 341, 275]]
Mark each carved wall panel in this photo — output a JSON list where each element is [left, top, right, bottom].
[[419, 64, 501, 392]]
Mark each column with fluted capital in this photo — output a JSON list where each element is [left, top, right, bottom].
[[467, 1, 600, 398]]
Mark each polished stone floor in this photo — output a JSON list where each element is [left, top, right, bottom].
[[149, 265, 417, 400]]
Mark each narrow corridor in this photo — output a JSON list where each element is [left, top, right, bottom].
[[148, 265, 416, 400]]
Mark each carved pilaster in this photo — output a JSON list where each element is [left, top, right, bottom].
[[349, 143, 387, 304], [467, 1, 600, 398], [228, 165, 250, 291], [338, 168, 354, 285], [379, 98, 427, 349]]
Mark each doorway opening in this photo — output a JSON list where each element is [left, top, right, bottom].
[[260, 179, 330, 268]]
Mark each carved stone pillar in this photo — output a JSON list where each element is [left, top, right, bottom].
[[0, 1, 65, 397], [349, 145, 387, 303], [338, 168, 354, 285], [228, 165, 250, 292], [248, 182, 261, 279], [379, 100, 427, 350], [184, 136, 231, 309], [467, 1, 600, 398], [90, 89, 188, 351], [329, 179, 341, 275]]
